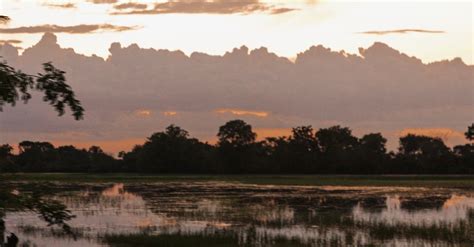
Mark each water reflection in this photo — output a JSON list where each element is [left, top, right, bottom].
[[4, 182, 474, 246]]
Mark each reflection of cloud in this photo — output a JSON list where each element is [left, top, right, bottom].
[[399, 128, 464, 142], [359, 29, 444, 35], [102, 183, 138, 199], [0, 24, 139, 34], [43, 2, 76, 9], [112, 0, 296, 15], [216, 108, 269, 117], [163, 111, 177, 116], [443, 195, 474, 209]]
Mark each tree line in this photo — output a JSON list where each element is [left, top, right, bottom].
[[1, 121, 473, 174]]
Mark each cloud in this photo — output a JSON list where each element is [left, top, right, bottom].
[[163, 111, 178, 116], [359, 29, 445, 35], [114, 2, 148, 10], [43, 2, 76, 9], [0, 39, 22, 44], [0, 16, 10, 23], [111, 0, 296, 15], [0, 24, 140, 34], [135, 109, 152, 117], [270, 8, 297, 15], [88, 0, 117, 4], [215, 109, 269, 118], [0, 33, 471, 154]]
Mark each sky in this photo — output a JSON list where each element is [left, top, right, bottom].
[[0, 0, 473, 154], [1, 0, 473, 64]]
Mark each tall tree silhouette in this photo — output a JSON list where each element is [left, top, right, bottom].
[[217, 120, 256, 148], [397, 134, 453, 173], [465, 123, 474, 142], [123, 125, 214, 173], [217, 120, 258, 173], [315, 125, 359, 172]]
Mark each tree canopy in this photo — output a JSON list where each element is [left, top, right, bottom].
[[2, 121, 473, 175]]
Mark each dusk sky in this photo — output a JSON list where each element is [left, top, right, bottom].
[[0, 0, 473, 154]]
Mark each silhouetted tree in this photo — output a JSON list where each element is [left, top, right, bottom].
[[355, 133, 388, 173], [217, 120, 256, 148], [465, 123, 474, 142], [2, 123, 474, 175], [286, 126, 319, 172], [397, 134, 453, 173], [16, 141, 56, 172], [87, 146, 118, 172], [316, 126, 359, 173], [0, 61, 84, 120], [453, 124, 474, 173], [53, 145, 89, 172], [217, 120, 260, 173], [0, 144, 15, 172], [126, 125, 214, 173]]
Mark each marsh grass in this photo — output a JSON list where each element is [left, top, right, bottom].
[[103, 233, 241, 247], [3, 173, 474, 187], [102, 232, 322, 247]]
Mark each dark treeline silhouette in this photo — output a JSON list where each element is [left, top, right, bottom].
[[1, 121, 473, 174]]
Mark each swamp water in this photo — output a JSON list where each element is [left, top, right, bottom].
[[2, 181, 474, 246]]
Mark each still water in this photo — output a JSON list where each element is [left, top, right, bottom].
[[3, 182, 474, 246]]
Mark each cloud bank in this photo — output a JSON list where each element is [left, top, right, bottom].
[[0, 33, 472, 153]]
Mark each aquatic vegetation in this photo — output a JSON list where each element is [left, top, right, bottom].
[[3, 180, 474, 246]]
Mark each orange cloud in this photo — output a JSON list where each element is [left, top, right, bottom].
[[135, 109, 152, 117], [163, 111, 177, 116], [215, 108, 269, 118]]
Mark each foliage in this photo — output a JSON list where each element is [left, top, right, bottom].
[[1, 121, 473, 174], [0, 60, 84, 120]]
